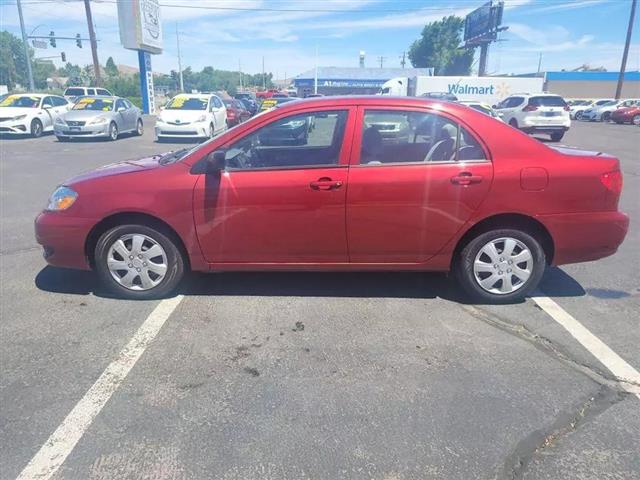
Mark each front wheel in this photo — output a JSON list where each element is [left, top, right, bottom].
[[94, 224, 185, 300], [550, 131, 564, 142], [575, 111, 583, 120], [108, 122, 118, 141], [633, 114, 640, 126], [135, 119, 144, 136], [601, 112, 611, 122], [454, 229, 546, 304], [31, 119, 43, 138]]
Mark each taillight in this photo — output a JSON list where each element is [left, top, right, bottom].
[[600, 170, 623, 194], [523, 104, 538, 112]]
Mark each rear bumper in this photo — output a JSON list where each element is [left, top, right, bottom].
[[538, 211, 629, 266], [34, 212, 95, 270]]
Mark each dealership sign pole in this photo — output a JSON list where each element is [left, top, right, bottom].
[[463, 1, 506, 77], [117, 0, 163, 114]]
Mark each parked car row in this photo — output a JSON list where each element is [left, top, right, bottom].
[[568, 98, 640, 124]]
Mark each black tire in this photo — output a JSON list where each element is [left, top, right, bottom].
[[575, 111, 583, 120], [94, 224, 185, 300], [108, 122, 118, 141], [601, 111, 611, 122], [508, 118, 518, 129], [209, 123, 215, 138], [135, 119, 144, 136], [633, 115, 640, 126], [30, 118, 43, 138], [550, 132, 564, 142], [454, 228, 546, 304], [56, 136, 70, 142]]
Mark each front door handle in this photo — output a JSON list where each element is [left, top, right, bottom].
[[451, 172, 483, 186], [310, 177, 343, 191]]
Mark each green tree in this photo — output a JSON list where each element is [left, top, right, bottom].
[[408, 16, 474, 75], [0, 30, 29, 89], [32, 60, 56, 89], [105, 56, 119, 77]]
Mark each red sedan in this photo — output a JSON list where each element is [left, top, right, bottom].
[[35, 97, 628, 303], [223, 99, 251, 127], [611, 105, 640, 125]]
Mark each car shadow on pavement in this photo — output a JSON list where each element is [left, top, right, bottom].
[[35, 265, 588, 302]]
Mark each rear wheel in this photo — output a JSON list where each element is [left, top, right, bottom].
[[135, 119, 144, 136], [601, 111, 611, 122], [550, 131, 564, 142], [633, 115, 640, 126], [508, 119, 519, 129], [30, 118, 43, 138], [56, 136, 70, 142], [454, 229, 546, 304], [94, 224, 185, 300], [108, 122, 118, 141]]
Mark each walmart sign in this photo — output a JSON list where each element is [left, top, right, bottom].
[[425, 76, 544, 104]]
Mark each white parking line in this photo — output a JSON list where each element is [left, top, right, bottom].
[[16, 295, 184, 480], [532, 294, 640, 399]]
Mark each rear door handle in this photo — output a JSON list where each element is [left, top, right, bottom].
[[451, 172, 483, 186], [310, 177, 343, 191]]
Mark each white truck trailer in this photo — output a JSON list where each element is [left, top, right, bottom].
[[380, 76, 545, 105]]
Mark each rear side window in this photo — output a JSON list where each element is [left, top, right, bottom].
[[359, 110, 486, 164], [86, 89, 96, 95], [529, 96, 567, 107], [96, 89, 110, 96]]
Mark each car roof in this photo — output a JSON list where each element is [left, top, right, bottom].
[[9, 93, 46, 98], [174, 94, 212, 99]]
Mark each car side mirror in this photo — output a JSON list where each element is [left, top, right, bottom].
[[190, 150, 226, 174]]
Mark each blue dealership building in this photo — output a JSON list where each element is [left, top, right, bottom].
[[293, 67, 433, 96]]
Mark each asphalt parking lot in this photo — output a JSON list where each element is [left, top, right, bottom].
[[1, 118, 639, 480]]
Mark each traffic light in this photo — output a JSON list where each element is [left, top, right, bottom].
[[49, 31, 56, 48], [76, 33, 82, 48], [61, 52, 66, 62]]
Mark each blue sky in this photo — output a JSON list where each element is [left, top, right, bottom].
[[1, 0, 638, 79]]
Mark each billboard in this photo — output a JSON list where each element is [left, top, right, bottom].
[[117, 0, 163, 54], [464, 1, 504, 44]]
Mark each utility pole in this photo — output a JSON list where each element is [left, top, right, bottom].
[[478, 43, 489, 76], [378, 56, 386, 68], [175, 23, 184, 92], [537, 53, 543, 74], [400, 51, 406, 69], [238, 59, 243, 91], [314, 44, 318, 94], [262, 56, 266, 89], [83, 0, 101, 86], [615, 0, 637, 99], [16, 0, 34, 90]]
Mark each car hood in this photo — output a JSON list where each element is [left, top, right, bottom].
[[158, 110, 208, 123], [62, 110, 114, 121], [0, 107, 39, 117], [65, 154, 170, 186]]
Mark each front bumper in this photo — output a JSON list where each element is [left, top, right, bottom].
[[538, 211, 629, 266], [35, 211, 95, 270], [0, 121, 29, 134], [54, 122, 110, 138], [155, 121, 209, 138]]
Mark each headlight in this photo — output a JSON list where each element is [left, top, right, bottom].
[[46, 186, 78, 211], [55, 117, 66, 125], [196, 115, 207, 122], [12, 114, 27, 121], [89, 116, 108, 125]]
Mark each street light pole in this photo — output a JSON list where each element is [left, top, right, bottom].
[[83, 0, 102, 86], [615, 0, 637, 99], [175, 23, 184, 92], [16, 0, 35, 90]]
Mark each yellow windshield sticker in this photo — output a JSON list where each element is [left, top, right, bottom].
[[0, 95, 19, 106], [169, 97, 187, 108], [260, 99, 277, 110], [78, 98, 95, 104]]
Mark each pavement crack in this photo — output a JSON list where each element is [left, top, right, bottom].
[[500, 385, 629, 480], [460, 304, 640, 392]]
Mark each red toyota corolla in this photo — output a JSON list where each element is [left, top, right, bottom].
[[35, 96, 629, 303]]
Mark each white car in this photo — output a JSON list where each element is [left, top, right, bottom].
[[63, 86, 112, 103], [0, 93, 71, 137], [569, 99, 615, 120], [581, 99, 640, 122], [458, 101, 504, 121], [494, 93, 570, 142], [155, 94, 227, 141]]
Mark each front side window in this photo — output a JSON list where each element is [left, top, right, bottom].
[[52, 96, 68, 107], [224, 110, 348, 170], [42, 97, 54, 108], [86, 89, 96, 95], [359, 110, 486, 164], [115, 99, 127, 111]]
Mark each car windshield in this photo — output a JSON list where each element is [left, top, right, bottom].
[[72, 98, 114, 111], [166, 97, 208, 110], [0, 95, 40, 108], [529, 96, 567, 107]]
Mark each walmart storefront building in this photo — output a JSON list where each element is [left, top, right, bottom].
[[293, 67, 433, 96]]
